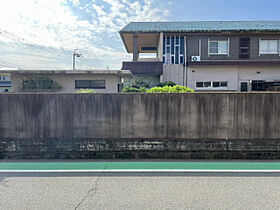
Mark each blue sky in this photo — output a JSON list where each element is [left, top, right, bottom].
[[0, 0, 279, 70]]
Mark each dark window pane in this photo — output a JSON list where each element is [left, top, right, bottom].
[[251, 80, 265, 91], [196, 82, 203, 87], [163, 56, 165, 64], [175, 46, 179, 64], [75, 80, 105, 89], [167, 46, 170, 54], [167, 37, 170, 45], [204, 82, 211, 87], [221, 81, 228, 87], [239, 37, 250, 59], [180, 37, 184, 54], [213, 81, 220, 87], [171, 56, 175, 64], [171, 37, 174, 55], [180, 56, 184, 64], [176, 37, 179, 45], [163, 37, 165, 55]]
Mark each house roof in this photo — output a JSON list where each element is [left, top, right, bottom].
[[120, 21, 280, 33], [0, 69, 132, 77]]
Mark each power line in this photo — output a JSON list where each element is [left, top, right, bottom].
[[0, 28, 38, 45], [0, 59, 32, 70]]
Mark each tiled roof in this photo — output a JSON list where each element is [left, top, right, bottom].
[[120, 21, 280, 33]]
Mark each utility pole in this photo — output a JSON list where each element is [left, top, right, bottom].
[[72, 49, 82, 70]]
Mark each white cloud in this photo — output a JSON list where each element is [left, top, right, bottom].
[[0, 0, 170, 69]]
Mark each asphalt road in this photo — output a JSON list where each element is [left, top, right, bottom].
[[1, 173, 280, 210]]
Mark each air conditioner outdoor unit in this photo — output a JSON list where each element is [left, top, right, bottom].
[[191, 56, 201, 61]]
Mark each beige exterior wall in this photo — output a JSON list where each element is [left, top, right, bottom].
[[187, 65, 280, 91], [11, 74, 122, 93], [163, 64, 184, 85]]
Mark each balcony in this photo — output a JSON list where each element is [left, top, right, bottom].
[[121, 61, 163, 75]]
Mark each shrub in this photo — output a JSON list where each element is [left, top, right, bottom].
[[122, 86, 146, 92], [131, 79, 151, 88], [147, 85, 194, 93], [77, 89, 96, 93], [22, 76, 62, 90], [158, 81, 176, 87]]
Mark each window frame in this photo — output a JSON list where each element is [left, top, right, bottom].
[[196, 81, 228, 89], [259, 39, 279, 55], [208, 40, 229, 55]]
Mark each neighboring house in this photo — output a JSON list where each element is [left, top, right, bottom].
[[0, 70, 132, 93], [120, 21, 280, 91], [0, 74, 11, 92]]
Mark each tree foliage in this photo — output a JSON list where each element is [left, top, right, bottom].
[[22, 76, 62, 90]]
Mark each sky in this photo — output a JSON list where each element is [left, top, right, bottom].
[[0, 0, 279, 70]]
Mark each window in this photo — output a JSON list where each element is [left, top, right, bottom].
[[163, 37, 165, 55], [180, 37, 184, 54], [221, 81, 228, 87], [196, 82, 203, 88], [213, 81, 220, 88], [166, 46, 170, 54], [239, 38, 250, 59], [171, 37, 174, 55], [196, 81, 228, 88], [260, 40, 279, 54], [180, 56, 184, 64], [75, 80, 105, 89], [163, 36, 185, 64], [167, 37, 170, 45], [203, 81, 211, 88], [176, 37, 179, 45], [209, 40, 228, 54], [175, 46, 179, 64]]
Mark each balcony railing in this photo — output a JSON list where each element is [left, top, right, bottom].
[[122, 61, 163, 75]]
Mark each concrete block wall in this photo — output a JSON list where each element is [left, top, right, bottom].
[[1, 93, 280, 159]]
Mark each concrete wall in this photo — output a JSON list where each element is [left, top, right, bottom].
[[1, 93, 280, 159], [163, 64, 184, 85], [11, 74, 121, 93]]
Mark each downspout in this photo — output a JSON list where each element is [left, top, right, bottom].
[[184, 35, 187, 86]]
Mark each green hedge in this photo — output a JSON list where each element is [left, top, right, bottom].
[[123, 85, 194, 93], [122, 87, 147, 92], [77, 89, 96, 93], [147, 85, 194, 93]]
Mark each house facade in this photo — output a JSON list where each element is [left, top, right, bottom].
[[0, 70, 132, 93], [0, 74, 11, 92], [120, 21, 280, 91]]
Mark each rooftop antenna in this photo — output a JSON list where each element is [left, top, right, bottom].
[[72, 49, 82, 70]]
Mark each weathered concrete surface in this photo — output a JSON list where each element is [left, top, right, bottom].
[[1, 138, 280, 159], [0, 93, 280, 159]]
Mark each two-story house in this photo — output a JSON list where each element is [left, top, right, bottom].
[[120, 21, 280, 91]]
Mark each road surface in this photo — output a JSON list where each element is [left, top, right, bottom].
[[1, 160, 280, 210]]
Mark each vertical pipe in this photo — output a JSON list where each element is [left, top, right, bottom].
[[133, 36, 139, 62]]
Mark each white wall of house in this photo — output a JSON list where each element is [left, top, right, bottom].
[[187, 66, 238, 91], [187, 65, 280, 91], [11, 74, 122, 93]]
